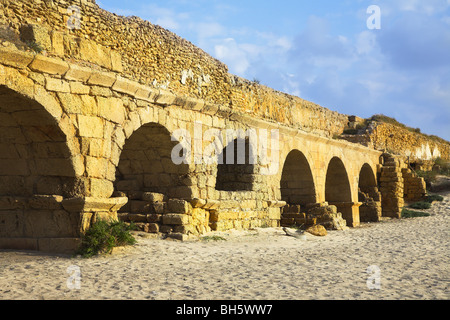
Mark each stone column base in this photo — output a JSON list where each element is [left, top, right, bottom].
[[329, 202, 362, 227]]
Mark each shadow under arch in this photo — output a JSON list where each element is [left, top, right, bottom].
[[358, 163, 382, 222], [0, 85, 79, 197], [215, 137, 256, 192], [325, 156, 354, 226], [280, 149, 316, 206], [0, 85, 82, 249], [114, 122, 191, 208]]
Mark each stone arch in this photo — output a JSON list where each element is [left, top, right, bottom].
[[215, 136, 256, 192], [0, 85, 79, 198], [114, 122, 191, 207], [325, 157, 352, 203], [358, 163, 382, 222], [325, 157, 355, 226], [0, 85, 85, 251], [359, 163, 377, 193], [280, 149, 316, 206]]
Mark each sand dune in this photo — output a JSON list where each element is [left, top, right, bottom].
[[1, 192, 449, 300]]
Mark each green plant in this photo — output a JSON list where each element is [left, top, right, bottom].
[[409, 202, 431, 210], [425, 195, 444, 203], [75, 219, 137, 258], [200, 235, 227, 242], [401, 209, 431, 219], [25, 40, 44, 54]]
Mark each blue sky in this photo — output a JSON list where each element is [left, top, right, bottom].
[[97, 0, 450, 140]]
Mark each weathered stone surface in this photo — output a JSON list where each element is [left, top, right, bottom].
[[88, 71, 116, 87], [142, 192, 165, 203], [64, 64, 93, 82], [167, 199, 192, 214], [29, 55, 69, 75], [306, 225, 327, 237], [62, 197, 128, 213], [0, 47, 34, 68], [163, 214, 190, 225], [112, 76, 140, 96]]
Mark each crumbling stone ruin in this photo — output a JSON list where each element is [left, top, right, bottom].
[[0, 0, 448, 252]]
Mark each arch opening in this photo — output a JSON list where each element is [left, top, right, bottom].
[[0, 86, 77, 198], [0, 85, 81, 246], [325, 157, 355, 226], [114, 122, 191, 213], [215, 137, 256, 192], [358, 163, 382, 222], [325, 157, 352, 204], [280, 150, 316, 206]]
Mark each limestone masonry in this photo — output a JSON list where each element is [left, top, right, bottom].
[[0, 0, 448, 252]]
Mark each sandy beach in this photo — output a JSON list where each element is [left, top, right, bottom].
[[1, 192, 449, 300]]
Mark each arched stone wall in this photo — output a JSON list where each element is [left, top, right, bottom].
[[325, 157, 355, 226], [280, 149, 316, 206], [358, 163, 382, 222], [0, 85, 82, 251]]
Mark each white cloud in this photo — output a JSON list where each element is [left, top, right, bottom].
[[214, 38, 251, 75]]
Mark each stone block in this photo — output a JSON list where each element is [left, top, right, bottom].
[[130, 200, 152, 214], [0, 47, 35, 68], [112, 76, 140, 96], [146, 214, 162, 223], [79, 38, 112, 70], [89, 179, 114, 198], [115, 179, 140, 192], [29, 55, 69, 75], [153, 202, 165, 214], [167, 199, 192, 214], [135, 85, 158, 102], [155, 89, 177, 106], [168, 233, 189, 241], [127, 214, 148, 223], [0, 238, 38, 251], [77, 115, 104, 138], [50, 31, 65, 56], [163, 214, 191, 225], [65, 64, 93, 82], [142, 192, 165, 203], [70, 81, 90, 94], [28, 195, 64, 210], [110, 50, 123, 72], [85, 156, 108, 179], [88, 71, 116, 87], [45, 77, 70, 92], [145, 223, 159, 233], [97, 96, 125, 124]]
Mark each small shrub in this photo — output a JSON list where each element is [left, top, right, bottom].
[[402, 209, 431, 219], [409, 202, 431, 210], [76, 219, 137, 258], [200, 235, 227, 242], [25, 40, 44, 54], [425, 195, 444, 203]]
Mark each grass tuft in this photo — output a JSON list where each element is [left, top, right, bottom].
[[408, 202, 431, 210], [75, 219, 137, 258], [200, 235, 227, 242], [401, 209, 431, 219]]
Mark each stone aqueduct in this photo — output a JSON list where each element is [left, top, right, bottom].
[[0, 0, 440, 252]]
